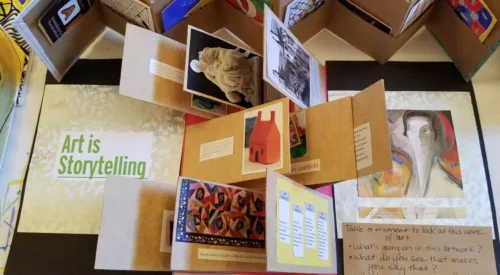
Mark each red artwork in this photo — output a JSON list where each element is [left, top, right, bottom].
[[248, 110, 280, 164]]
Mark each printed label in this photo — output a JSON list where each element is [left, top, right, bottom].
[[292, 204, 304, 258], [53, 131, 153, 180], [354, 122, 372, 170], [278, 190, 291, 244], [160, 210, 175, 253], [305, 202, 316, 249], [199, 137, 234, 161], [198, 248, 266, 263], [290, 159, 320, 175], [149, 58, 184, 84], [317, 211, 329, 261]]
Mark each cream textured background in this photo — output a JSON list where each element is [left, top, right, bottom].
[[17, 85, 185, 234]]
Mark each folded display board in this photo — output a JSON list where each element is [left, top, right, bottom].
[[13, 0, 128, 82], [282, 0, 500, 81], [171, 170, 337, 273], [120, 24, 221, 119], [288, 80, 391, 186], [182, 98, 291, 184], [95, 176, 176, 271]]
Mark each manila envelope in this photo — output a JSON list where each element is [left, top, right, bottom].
[[289, 79, 392, 186], [120, 23, 219, 119], [182, 98, 290, 184], [171, 169, 337, 274]]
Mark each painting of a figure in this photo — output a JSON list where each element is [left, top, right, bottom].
[[358, 110, 464, 219]]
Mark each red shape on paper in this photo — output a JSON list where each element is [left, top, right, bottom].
[[248, 110, 281, 164]]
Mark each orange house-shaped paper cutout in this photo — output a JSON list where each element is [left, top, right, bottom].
[[248, 110, 280, 165]]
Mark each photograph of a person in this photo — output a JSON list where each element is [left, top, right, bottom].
[[265, 7, 311, 108], [242, 102, 284, 175], [184, 26, 263, 109], [357, 110, 464, 219]]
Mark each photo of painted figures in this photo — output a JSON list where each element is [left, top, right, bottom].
[[358, 110, 464, 219], [265, 9, 311, 108], [289, 111, 307, 159], [242, 102, 284, 175], [185, 26, 263, 108]]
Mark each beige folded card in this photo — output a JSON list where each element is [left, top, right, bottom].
[[171, 170, 336, 273], [343, 223, 497, 275], [182, 98, 291, 184], [289, 80, 392, 186], [120, 24, 219, 119]]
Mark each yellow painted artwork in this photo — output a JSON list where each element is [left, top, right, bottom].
[[276, 178, 330, 267]]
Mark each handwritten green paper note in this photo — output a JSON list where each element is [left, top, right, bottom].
[[343, 223, 497, 275]]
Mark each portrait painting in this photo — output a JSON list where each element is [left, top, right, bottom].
[[357, 110, 464, 219], [184, 26, 263, 109]]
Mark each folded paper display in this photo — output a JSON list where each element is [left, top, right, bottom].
[[95, 176, 177, 271], [182, 80, 392, 186], [120, 23, 222, 119], [171, 169, 337, 273]]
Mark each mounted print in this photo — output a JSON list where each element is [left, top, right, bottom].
[[171, 177, 267, 272], [242, 100, 284, 175], [263, 5, 326, 108], [184, 26, 263, 109], [333, 91, 495, 238]]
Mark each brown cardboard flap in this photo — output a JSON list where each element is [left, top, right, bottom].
[[99, 2, 128, 35], [119, 24, 217, 118], [221, 0, 264, 54], [141, 0, 173, 32], [426, 0, 492, 78], [290, 0, 330, 43], [276, 0, 294, 20], [326, 0, 432, 63], [483, 0, 500, 48], [182, 98, 291, 184], [350, 0, 409, 36], [163, 0, 224, 44], [352, 80, 392, 177], [290, 97, 357, 185], [13, 1, 105, 82]]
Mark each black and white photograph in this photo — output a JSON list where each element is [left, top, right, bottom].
[[265, 6, 312, 108], [184, 26, 263, 109]]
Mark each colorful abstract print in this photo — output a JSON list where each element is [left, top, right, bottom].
[[176, 178, 266, 248]]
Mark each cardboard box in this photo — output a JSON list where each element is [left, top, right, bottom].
[[285, 0, 500, 81]]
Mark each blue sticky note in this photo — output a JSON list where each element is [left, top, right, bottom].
[[162, 0, 200, 32]]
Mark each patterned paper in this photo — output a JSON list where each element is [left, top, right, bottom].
[[331, 91, 494, 239], [176, 178, 266, 248]]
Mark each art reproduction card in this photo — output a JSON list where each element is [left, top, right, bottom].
[[182, 98, 290, 184], [265, 169, 337, 274], [332, 91, 495, 238], [17, 85, 185, 234], [95, 176, 177, 271], [242, 101, 284, 175], [184, 26, 263, 109], [226, 0, 272, 23], [263, 6, 326, 109], [171, 177, 267, 272]]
